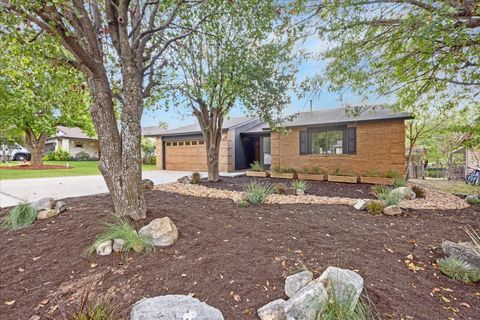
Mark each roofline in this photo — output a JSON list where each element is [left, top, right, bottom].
[[156, 127, 229, 138], [47, 136, 97, 141], [284, 114, 413, 129]]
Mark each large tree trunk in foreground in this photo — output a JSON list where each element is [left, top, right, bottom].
[[25, 129, 46, 166], [89, 74, 146, 220]]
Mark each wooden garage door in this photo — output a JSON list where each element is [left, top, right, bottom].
[[165, 140, 208, 171]]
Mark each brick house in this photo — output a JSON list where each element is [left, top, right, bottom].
[[148, 107, 412, 175]]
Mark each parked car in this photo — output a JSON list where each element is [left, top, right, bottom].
[[0, 143, 31, 161]]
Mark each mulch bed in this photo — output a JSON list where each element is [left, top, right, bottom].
[[1, 191, 479, 320], [200, 176, 376, 199], [0, 164, 72, 170]]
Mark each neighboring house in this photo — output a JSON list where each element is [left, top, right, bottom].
[[450, 146, 480, 178], [45, 126, 99, 159], [150, 107, 413, 175]]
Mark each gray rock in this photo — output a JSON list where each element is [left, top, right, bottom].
[[113, 238, 126, 252], [353, 199, 372, 211], [55, 201, 66, 213], [442, 240, 480, 268], [285, 270, 313, 298], [295, 189, 305, 196], [177, 175, 192, 184], [383, 205, 402, 216], [30, 197, 55, 211], [392, 187, 416, 200], [37, 209, 59, 220], [139, 217, 178, 247], [96, 240, 112, 256], [131, 295, 224, 320], [284, 281, 328, 320], [28, 316, 40, 320], [142, 179, 154, 190], [316, 267, 363, 312], [257, 299, 287, 320]]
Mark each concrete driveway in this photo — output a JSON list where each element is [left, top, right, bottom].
[[0, 170, 195, 208]]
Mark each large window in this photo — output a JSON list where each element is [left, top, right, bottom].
[[311, 130, 343, 154]]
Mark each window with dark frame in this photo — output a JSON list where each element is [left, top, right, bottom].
[[185, 141, 191, 145], [199, 140, 205, 145], [179, 141, 184, 146], [300, 126, 356, 155], [192, 141, 197, 145]]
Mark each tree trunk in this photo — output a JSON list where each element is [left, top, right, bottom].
[[25, 129, 46, 166], [205, 130, 222, 181], [405, 123, 415, 180], [89, 73, 146, 220]]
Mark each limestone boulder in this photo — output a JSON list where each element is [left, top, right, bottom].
[[142, 179, 154, 190], [31, 197, 55, 211], [96, 240, 112, 256], [383, 205, 402, 216], [113, 238, 126, 253], [285, 270, 313, 298], [392, 187, 416, 200], [315, 267, 363, 312], [353, 199, 372, 211], [177, 175, 192, 184], [37, 209, 59, 220], [284, 281, 328, 320], [139, 217, 178, 247], [257, 299, 286, 320], [442, 240, 480, 268], [55, 201, 67, 213], [130, 295, 224, 320]]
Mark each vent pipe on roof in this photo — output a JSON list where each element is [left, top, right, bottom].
[[310, 100, 313, 113]]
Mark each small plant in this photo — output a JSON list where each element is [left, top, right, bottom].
[[60, 281, 123, 320], [243, 181, 274, 205], [317, 288, 379, 320], [366, 201, 385, 215], [371, 185, 391, 197], [467, 197, 480, 205], [74, 151, 94, 161], [365, 169, 379, 177], [191, 172, 201, 184], [303, 166, 322, 174], [43, 147, 72, 161], [410, 185, 426, 198], [249, 161, 264, 172], [291, 180, 310, 192], [332, 167, 341, 175], [88, 216, 154, 255], [437, 256, 480, 284], [376, 190, 403, 206], [272, 165, 296, 173], [384, 169, 400, 179], [393, 176, 406, 188], [1, 203, 37, 230], [274, 183, 287, 195]]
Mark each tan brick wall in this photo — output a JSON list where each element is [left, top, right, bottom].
[[271, 120, 406, 176], [155, 131, 235, 172], [155, 136, 163, 170]]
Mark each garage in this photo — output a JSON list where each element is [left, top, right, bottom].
[[164, 139, 208, 171]]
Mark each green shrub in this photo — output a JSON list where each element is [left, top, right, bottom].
[[88, 216, 154, 255], [366, 201, 385, 215], [74, 151, 94, 161], [191, 172, 201, 184], [332, 167, 341, 175], [317, 289, 379, 320], [364, 169, 379, 177], [376, 190, 403, 206], [272, 165, 295, 173], [371, 185, 391, 197], [243, 181, 274, 204], [385, 169, 400, 179], [411, 185, 426, 198], [274, 183, 287, 195], [303, 166, 323, 174], [249, 161, 264, 172], [437, 257, 480, 284], [1, 203, 37, 230], [150, 156, 156, 165], [291, 180, 310, 191], [393, 176, 406, 188], [43, 147, 72, 161], [467, 197, 480, 205]]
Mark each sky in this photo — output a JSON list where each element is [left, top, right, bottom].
[[141, 38, 390, 129]]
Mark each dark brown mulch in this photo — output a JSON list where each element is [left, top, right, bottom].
[[0, 191, 479, 320], [200, 176, 376, 199], [0, 165, 72, 170]]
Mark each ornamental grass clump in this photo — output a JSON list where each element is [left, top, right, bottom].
[[1, 202, 37, 230], [291, 179, 310, 192], [249, 161, 264, 172], [372, 186, 402, 206], [88, 216, 153, 255], [366, 201, 385, 215], [191, 172, 201, 184], [393, 176, 406, 188], [437, 256, 480, 284], [243, 181, 274, 204], [318, 289, 379, 320]]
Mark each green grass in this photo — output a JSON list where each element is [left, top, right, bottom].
[[411, 179, 480, 195], [0, 161, 156, 180], [437, 256, 480, 284], [291, 179, 310, 191], [88, 215, 154, 256], [317, 289, 379, 320], [1, 203, 37, 230], [243, 181, 274, 204]]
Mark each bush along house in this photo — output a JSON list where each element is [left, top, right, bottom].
[[146, 107, 413, 177]]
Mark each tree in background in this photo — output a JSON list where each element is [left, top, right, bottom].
[[0, 30, 92, 166], [165, 0, 296, 181], [2, 1, 214, 219], [158, 121, 169, 130]]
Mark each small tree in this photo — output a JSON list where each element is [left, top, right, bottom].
[[0, 31, 92, 166], [166, 0, 295, 181]]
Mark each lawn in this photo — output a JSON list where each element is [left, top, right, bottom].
[[411, 178, 479, 195], [0, 190, 479, 319], [0, 161, 156, 180]]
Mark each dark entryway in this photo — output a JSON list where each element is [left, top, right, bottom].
[[239, 134, 271, 170]]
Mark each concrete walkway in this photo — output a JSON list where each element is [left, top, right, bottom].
[[0, 170, 245, 208]]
